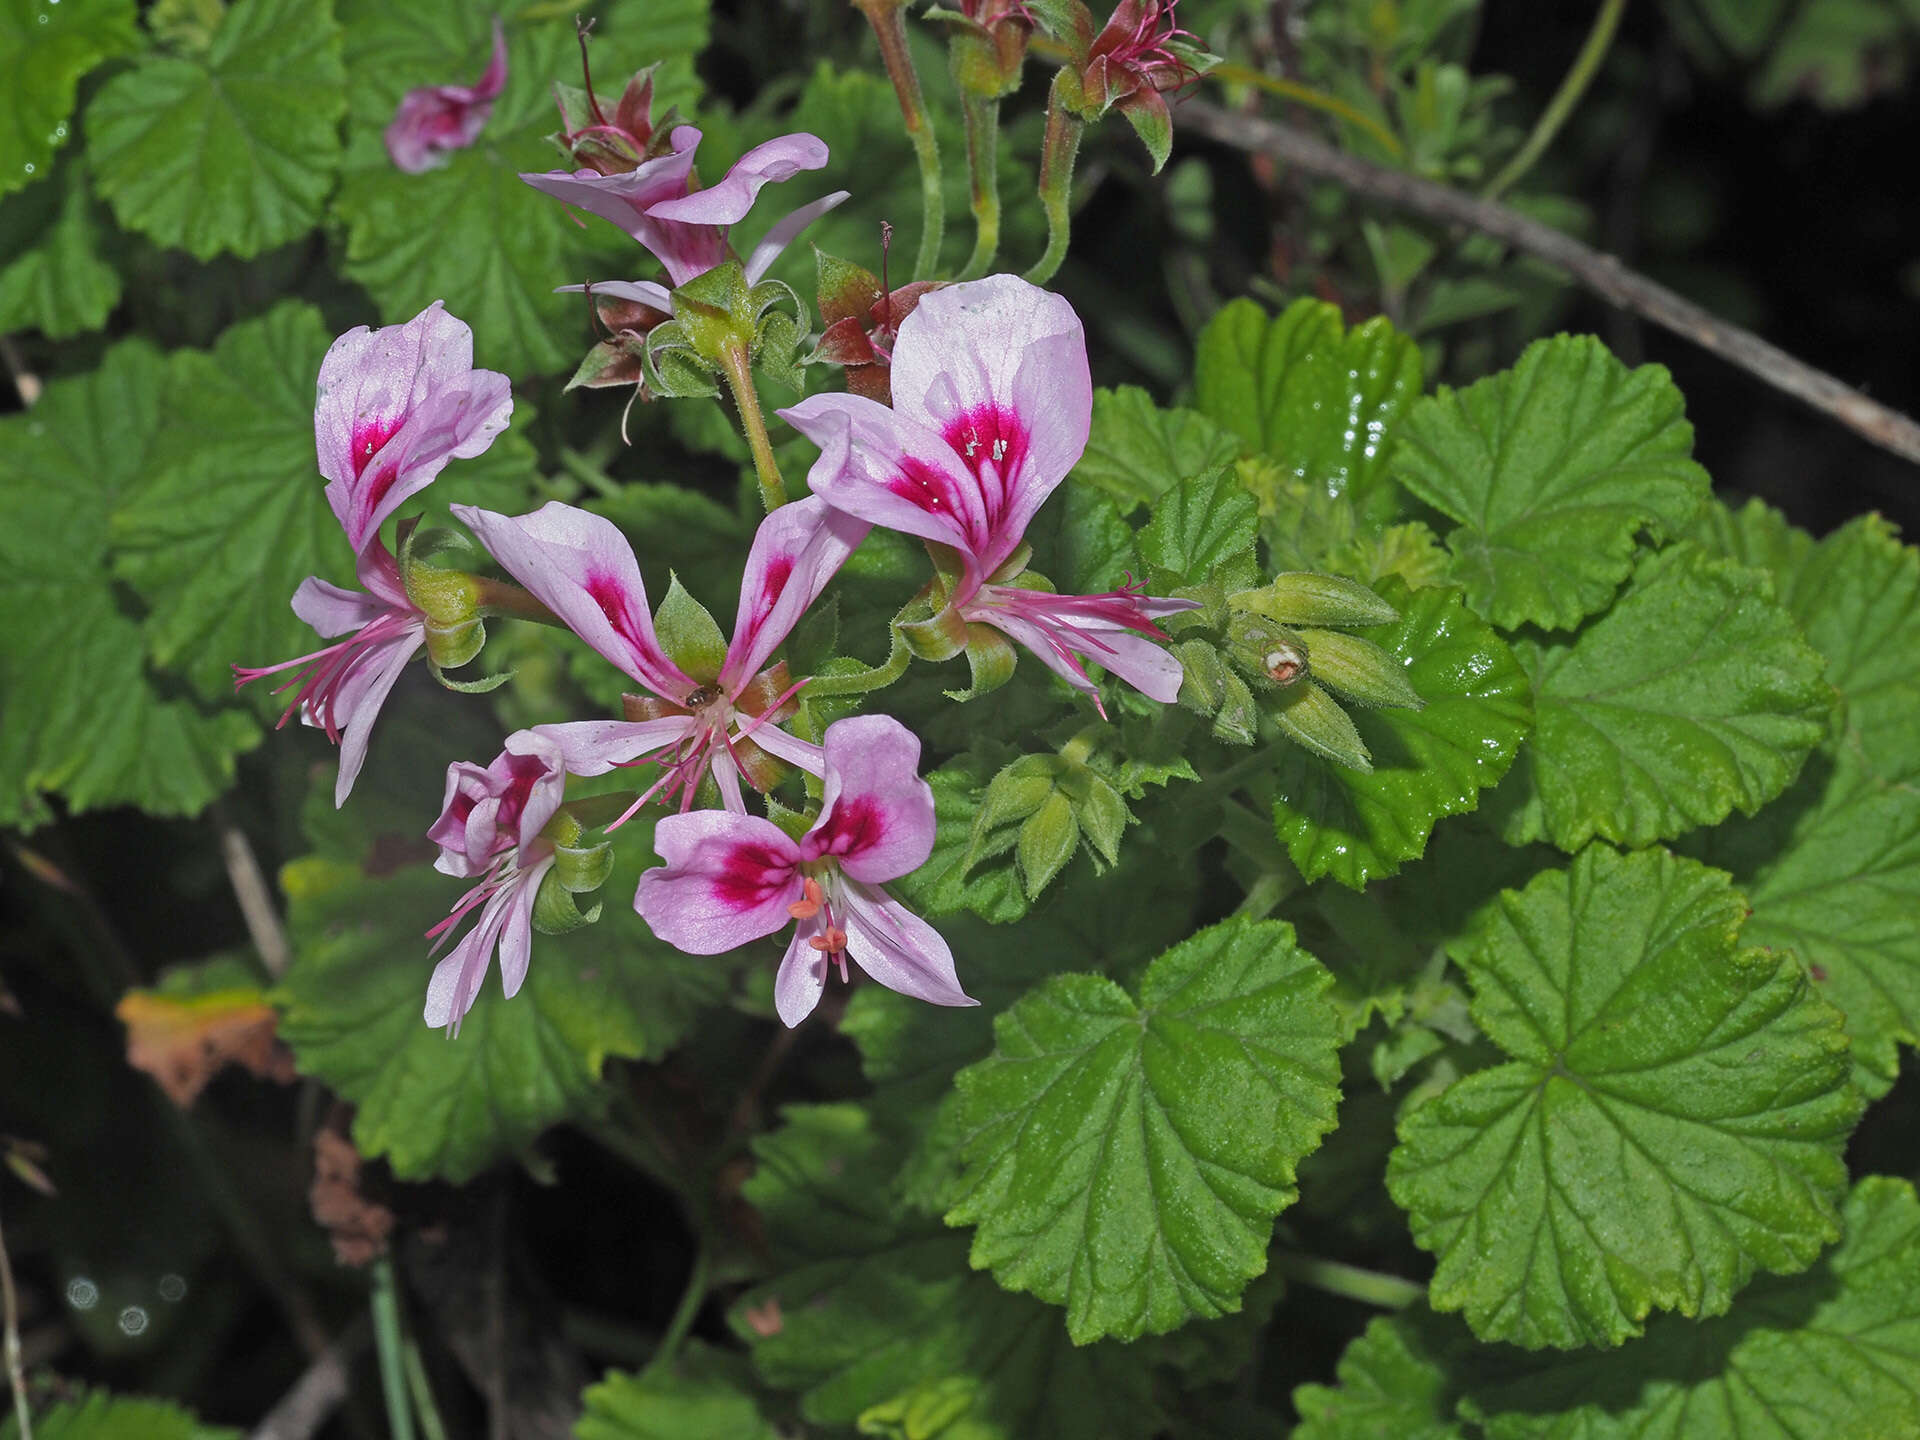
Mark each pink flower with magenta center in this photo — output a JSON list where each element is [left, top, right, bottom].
[[234, 302, 512, 805], [384, 17, 508, 174], [422, 730, 570, 1034], [780, 274, 1196, 716], [521, 126, 849, 299], [637, 715, 975, 1027], [454, 497, 868, 815]]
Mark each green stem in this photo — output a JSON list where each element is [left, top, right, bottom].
[[1026, 92, 1084, 285], [371, 1259, 417, 1440], [957, 91, 1001, 280], [642, 1240, 712, 1380], [718, 340, 787, 512], [1207, 60, 1405, 161], [1233, 870, 1295, 920], [1481, 0, 1627, 201], [402, 1335, 448, 1440], [799, 627, 913, 698], [1273, 1252, 1426, 1310], [857, 0, 943, 279], [472, 575, 558, 624]]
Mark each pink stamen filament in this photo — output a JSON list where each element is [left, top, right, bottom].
[[232, 611, 416, 742], [603, 672, 811, 829]]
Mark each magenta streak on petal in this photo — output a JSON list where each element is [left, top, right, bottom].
[[939, 403, 1030, 524], [351, 414, 405, 480], [232, 609, 418, 741], [890, 456, 989, 556], [805, 795, 886, 863], [584, 569, 660, 667], [713, 841, 797, 912]]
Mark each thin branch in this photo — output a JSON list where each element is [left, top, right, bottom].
[[1178, 101, 1920, 468], [1, 1202, 31, 1440], [248, 1319, 369, 1440], [212, 804, 291, 979]]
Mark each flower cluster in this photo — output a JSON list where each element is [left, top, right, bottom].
[[254, 31, 1199, 1041]]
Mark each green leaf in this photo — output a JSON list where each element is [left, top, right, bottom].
[[1498, 544, 1832, 853], [331, 1, 709, 375], [1388, 334, 1711, 630], [0, 1391, 239, 1440], [1192, 297, 1423, 508], [110, 302, 537, 707], [732, 1103, 1169, 1440], [1387, 846, 1862, 1350], [895, 754, 1033, 923], [0, 0, 137, 200], [1290, 1310, 1469, 1440], [1139, 466, 1258, 584], [576, 1344, 778, 1440], [0, 340, 259, 828], [943, 917, 1343, 1343], [87, 0, 346, 260], [0, 157, 122, 337], [273, 844, 724, 1184], [1269, 578, 1531, 889], [1461, 1177, 1920, 1439], [1071, 385, 1240, 513]]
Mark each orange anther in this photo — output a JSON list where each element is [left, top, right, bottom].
[[788, 877, 825, 920]]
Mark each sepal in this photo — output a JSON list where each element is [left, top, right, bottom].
[[1230, 571, 1400, 627], [1272, 681, 1373, 772], [530, 868, 604, 936], [945, 623, 1018, 701], [655, 574, 728, 684], [1294, 626, 1423, 710]]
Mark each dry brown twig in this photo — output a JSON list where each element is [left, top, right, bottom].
[[1178, 100, 1920, 469]]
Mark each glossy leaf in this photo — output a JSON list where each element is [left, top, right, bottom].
[[1139, 466, 1258, 585], [1193, 297, 1423, 508], [1499, 544, 1832, 852], [1270, 578, 1532, 889], [895, 754, 1033, 924], [0, 157, 121, 337], [1072, 385, 1240, 513], [0, 340, 258, 828], [0, 0, 137, 200], [0, 1390, 238, 1440], [87, 0, 346, 259], [943, 918, 1343, 1342], [1390, 335, 1711, 630], [1387, 846, 1861, 1350], [1291, 1310, 1468, 1440], [576, 1344, 777, 1440], [1462, 1178, 1920, 1439], [274, 843, 723, 1184], [732, 1103, 1168, 1440]]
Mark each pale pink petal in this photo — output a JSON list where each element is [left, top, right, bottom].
[[383, 18, 508, 173], [453, 502, 694, 702], [970, 608, 1188, 707], [495, 854, 555, 1000], [328, 620, 424, 807], [883, 275, 1092, 573], [742, 720, 824, 776], [647, 132, 830, 226], [470, 16, 509, 101], [423, 877, 516, 1033], [315, 302, 513, 553], [290, 576, 383, 639], [803, 716, 935, 884], [353, 539, 411, 610], [777, 392, 993, 572], [839, 881, 976, 1009], [519, 130, 698, 236], [636, 811, 802, 954], [772, 926, 828, 1027], [500, 729, 569, 853], [531, 717, 691, 776], [721, 496, 869, 689], [742, 189, 852, 284], [555, 279, 676, 312], [709, 743, 748, 814], [429, 760, 497, 876]]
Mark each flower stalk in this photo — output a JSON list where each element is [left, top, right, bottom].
[[957, 89, 1001, 280], [1027, 85, 1084, 284], [717, 338, 787, 512], [852, 0, 944, 279]]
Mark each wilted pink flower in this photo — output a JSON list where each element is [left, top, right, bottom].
[[422, 730, 569, 1034], [453, 496, 867, 814], [637, 715, 975, 1027], [521, 127, 849, 290], [236, 302, 512, 805], [384, 18, 509, 174], [315, 301, 514, 556], [781, 274, 1195, 716]]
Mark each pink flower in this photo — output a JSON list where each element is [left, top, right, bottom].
[[422, 730, 569, 1034], [315, 301, 514, 556], [453, 496, 868, 814], [780, 274, 1196, 716], [235, 302, 513, 805], [636, 715, 975, 1027], [521, 127, 849, 290], [384, 17, 509, 174]]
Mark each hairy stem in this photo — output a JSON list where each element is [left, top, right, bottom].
[[1178, 101, 1920, 467], [718, 340, 787, 512], [371, 1259, 417, 1440], [957, 91, 1002, 280], [643, 1239, 712, 1380], [856, 0, 944, 279], [1482, 0, 1628, 201], [1026, 95, 1084, 285], [403, 1332, 449, 1440], [1273, 1252, 1426, 1309], [800, 627, 914, 698]]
